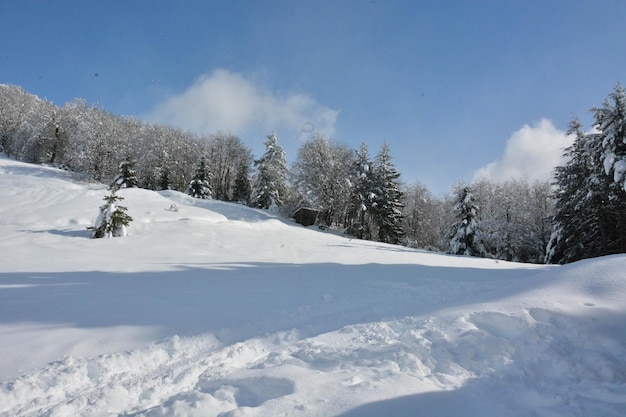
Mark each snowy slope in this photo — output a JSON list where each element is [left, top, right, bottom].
[[0, 156, 625, 417]]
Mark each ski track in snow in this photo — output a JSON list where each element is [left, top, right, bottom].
[[1, 156, 626, 417]]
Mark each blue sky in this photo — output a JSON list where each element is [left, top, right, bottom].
[[2, 1, 626, 194]]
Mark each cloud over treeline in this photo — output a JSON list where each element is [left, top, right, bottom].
[[148, 69, 339, 142], [473, 119, 573, 183]]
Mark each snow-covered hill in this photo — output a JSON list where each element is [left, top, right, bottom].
[[1, 156, 625, 417]]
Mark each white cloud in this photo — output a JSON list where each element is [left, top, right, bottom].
[[473, 119, 573, 183], [147, 69, 339, 142]]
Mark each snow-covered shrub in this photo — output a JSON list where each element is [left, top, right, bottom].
[[88, 190, 133, 238]]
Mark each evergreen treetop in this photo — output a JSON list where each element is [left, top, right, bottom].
[[252, 132, 287, 209], [372, 142, 405, 244], [448, 185, 486, 257], [595, 84, 626, 192], [346, 142, 377, 239], [111, 155, 139, 190], [233, 159, 252, 204], [187, 156, 213, 199]]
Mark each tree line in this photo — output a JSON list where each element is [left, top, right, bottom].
[[2, 83, 625, 264]]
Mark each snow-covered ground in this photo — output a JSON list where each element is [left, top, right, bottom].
[[1, 155, 625, 417]]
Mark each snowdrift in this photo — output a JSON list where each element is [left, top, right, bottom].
[[0, 156, 625, 417]]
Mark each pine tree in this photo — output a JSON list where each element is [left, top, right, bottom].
[[595, 84, 626, 192], [158, 166, 171, 191], [347, 142, 376, 239], [252, 132, 287, 209], [546, 119, 604, 263], [371, 142, 405, 244], [448, 185, 486, 257], [547, 108, 626, 263], [232, 159, 252, 204], [187, 156, 213, 199], [592, 84, 626, 254], [88, 190, 133, 238], [111, 156, 139, 190]]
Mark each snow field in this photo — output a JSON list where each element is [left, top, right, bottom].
[[3, 300, 625, 416], [1, 156, 625, 416]]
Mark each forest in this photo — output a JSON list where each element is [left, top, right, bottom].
[[2, 83, 625, 264]]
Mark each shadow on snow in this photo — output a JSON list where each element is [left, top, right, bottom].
[[0, 262, 544, 345]]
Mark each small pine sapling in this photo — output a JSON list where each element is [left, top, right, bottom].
[[88, 190, 133, 238]]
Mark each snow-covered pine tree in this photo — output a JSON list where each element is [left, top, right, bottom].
[[546, 119, 605, 263], [187, 156, 213, 199], [347, 142, 376, 239], [591, 85, 626, 254], [88, 190, 133, 238], [232, 159, 252, 205], [448, 185, 486, 257], [595, 84, 626, 192], [158, 166, 171, 191], [371, 142, 405, 244], [252, 132, 287, 209], [111, 155, 139, 190]]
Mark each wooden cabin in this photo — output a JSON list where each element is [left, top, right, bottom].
[[293, 207, 319, 227]]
